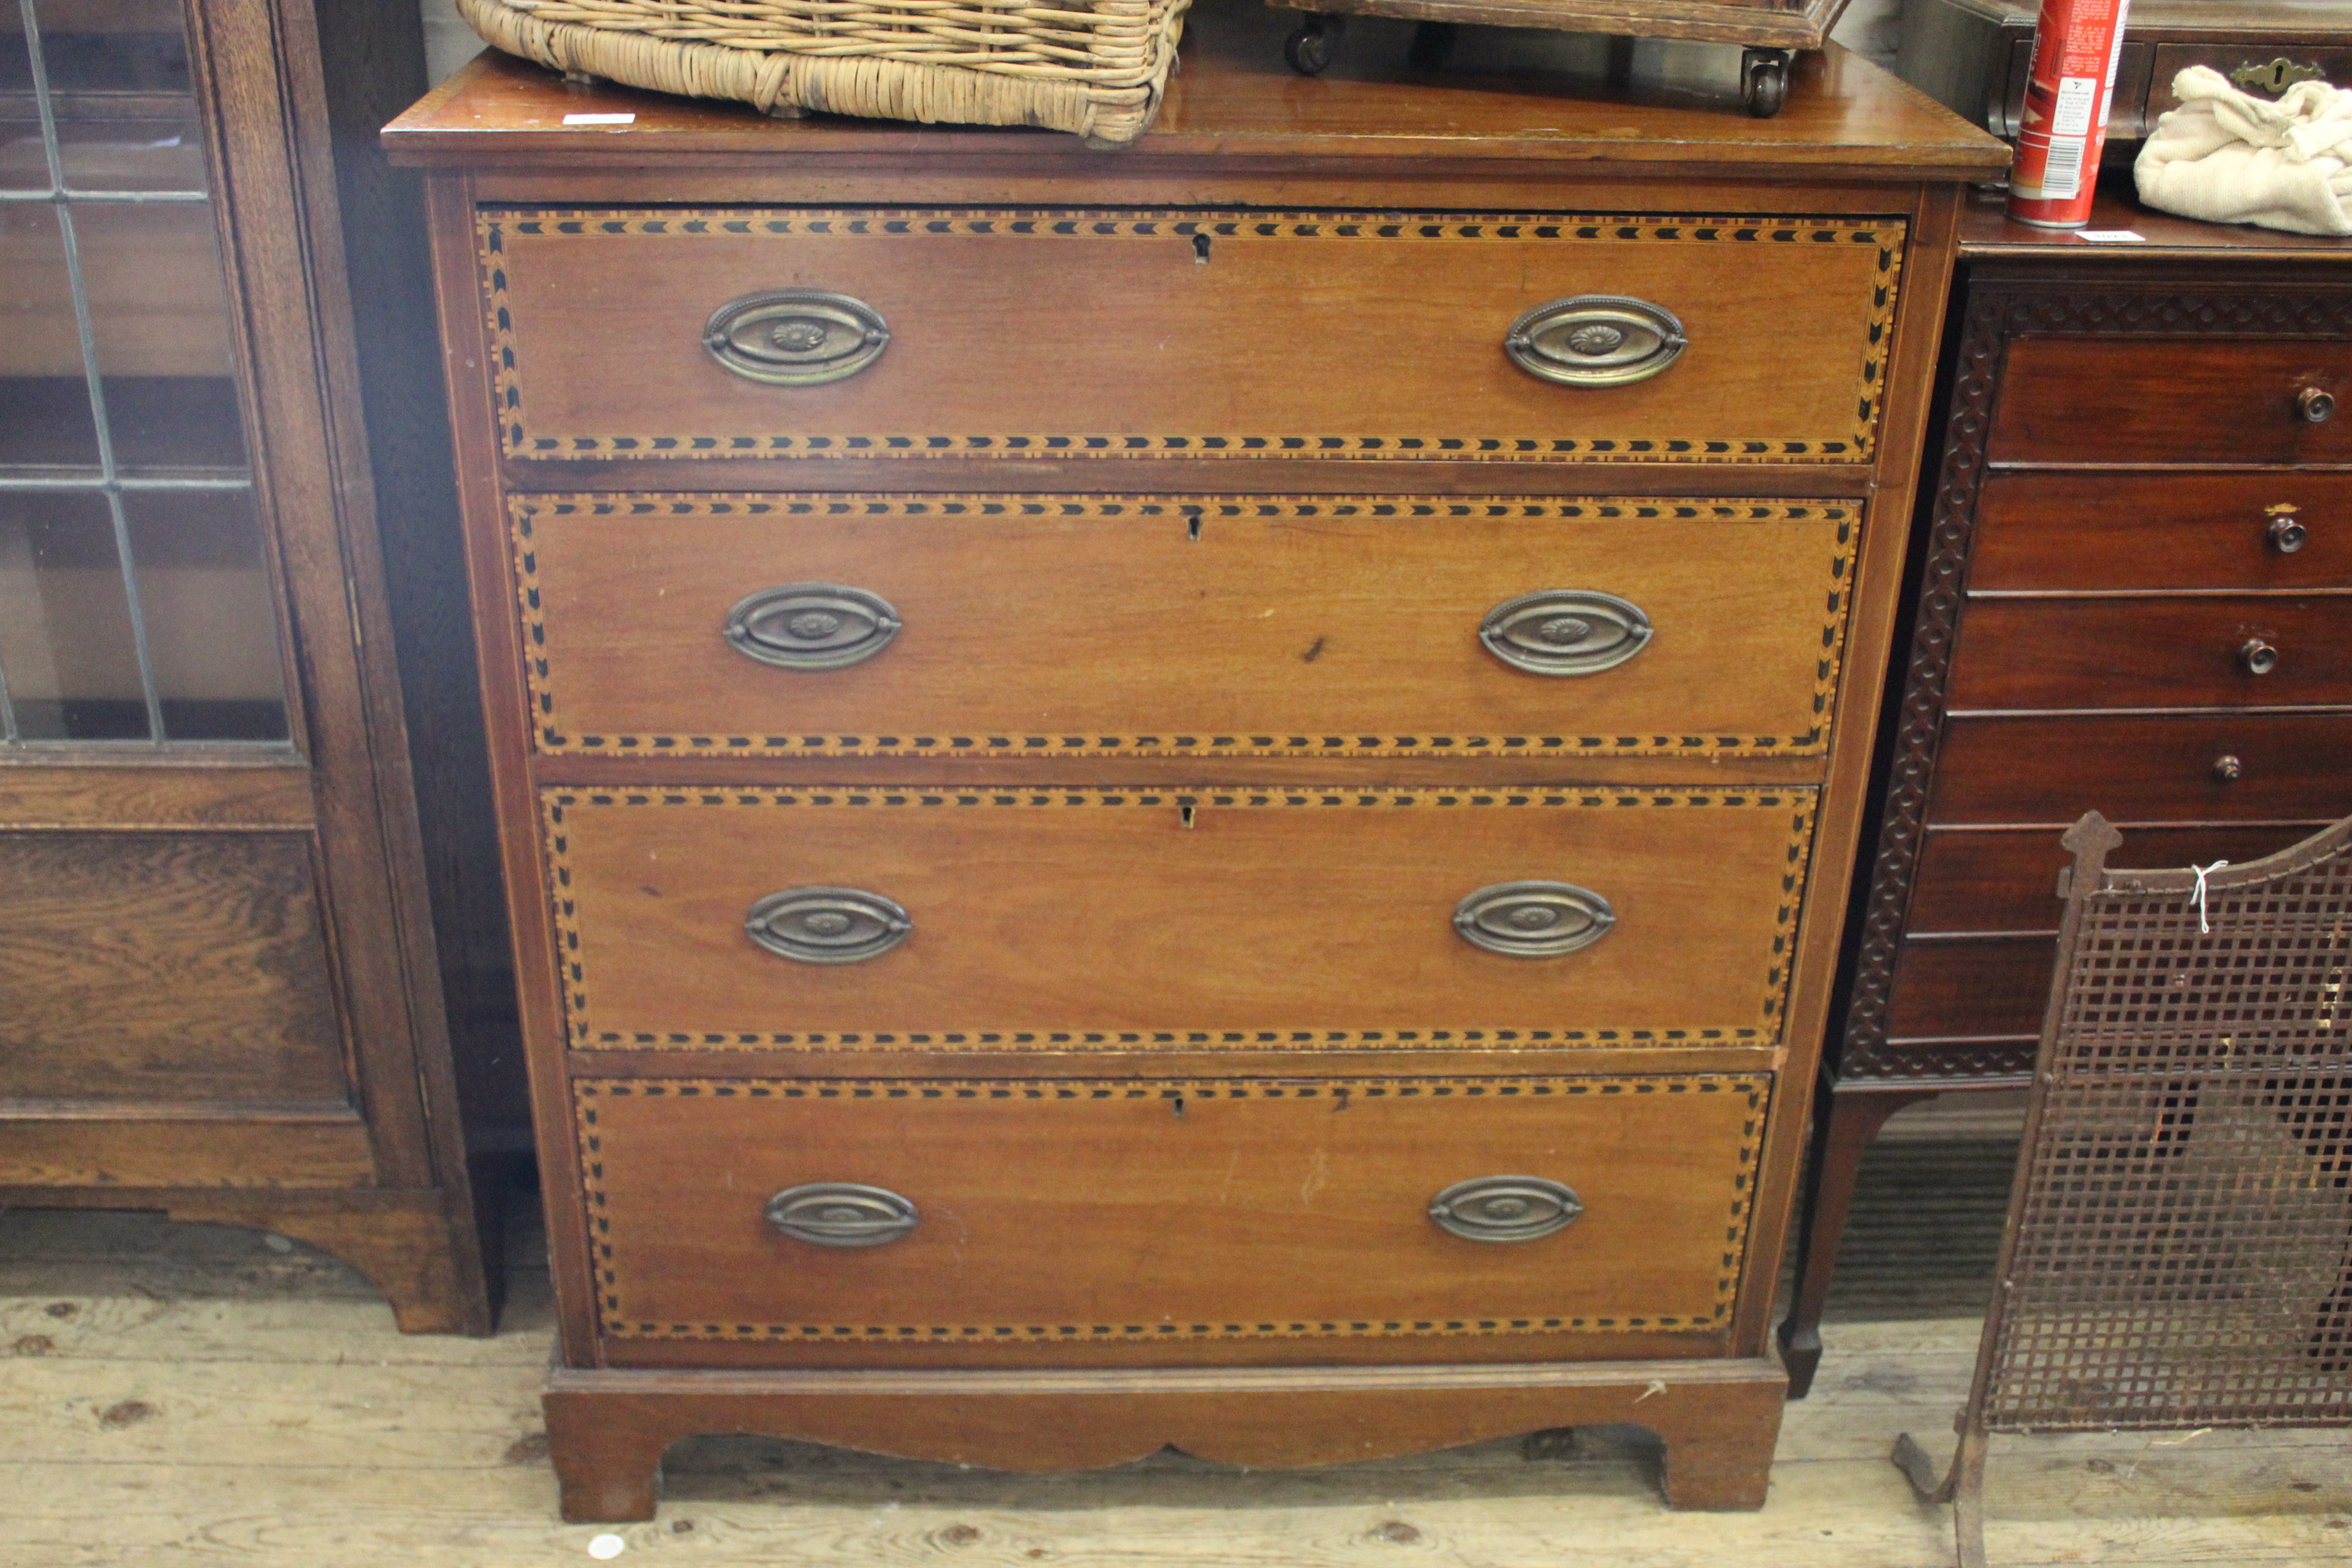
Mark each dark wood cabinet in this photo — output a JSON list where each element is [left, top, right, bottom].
[[0, 0, 501, 1332], [1779, 188, 2352, 1396]]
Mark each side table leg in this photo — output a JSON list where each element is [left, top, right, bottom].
[[1779, 1085, 1939, 1397]]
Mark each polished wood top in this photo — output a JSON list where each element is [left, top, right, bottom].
[[1959, 179, 2352, 260], [384, 2, 2005, 177], [1930, 0, 2352, 40]]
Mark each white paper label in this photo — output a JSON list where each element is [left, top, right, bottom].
[[2076, 230, 2147, 243], [2052, 75, 2100, 137], [562, 113, 635, 125]]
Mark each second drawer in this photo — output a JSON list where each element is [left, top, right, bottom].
[[514, 495, 1858, 759], [543, 786, 1816, 1045]]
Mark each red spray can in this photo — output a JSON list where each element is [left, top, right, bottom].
[[2007, 0, 2133, 228]]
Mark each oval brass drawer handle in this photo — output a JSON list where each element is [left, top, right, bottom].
[[1504, 295, 1687, 387], [1453, 881, 1616, 957], [1480, 590, 1652, 675], [704, 289, 890, 385], [746, 887, 911, 964], [764, 1182, 919, 1248], [725, 584, 902, 671], [1428, 1176, 1584, 1243]]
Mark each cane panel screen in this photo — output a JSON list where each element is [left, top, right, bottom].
[[1984, 819, 2352, 1432]]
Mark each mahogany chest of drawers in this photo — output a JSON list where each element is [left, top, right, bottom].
[[1780, 188, 2352, 1397], [387, 5, 2003, 1521]]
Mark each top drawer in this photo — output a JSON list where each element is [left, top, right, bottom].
[[1989, 338, 2352, 467], [478, 209, 1906, 466]]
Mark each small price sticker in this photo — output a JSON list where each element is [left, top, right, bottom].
[[562, 113, 635, 125], [2075, 230, 2147, 243]]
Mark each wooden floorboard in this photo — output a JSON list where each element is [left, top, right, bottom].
[[3, 1170, 2347, 1567]]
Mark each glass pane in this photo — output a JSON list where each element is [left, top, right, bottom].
[[0, 200, 102, 472], [74, 199, 246, 473], [56, 110, 205, 191], [123, 488, 287, 740], [24, 0, 189, 96], [0, 110, 47, 192], [0, 488, 150, 740], [0, 3, 33, 99]]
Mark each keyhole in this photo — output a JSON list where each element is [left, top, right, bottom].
[[1192, 232, 1211, 264]]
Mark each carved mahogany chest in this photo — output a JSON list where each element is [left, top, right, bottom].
[[386, 4, 2002, 1521], [1780, 187, 2352, 1398]]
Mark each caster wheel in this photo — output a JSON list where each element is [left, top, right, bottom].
[[1285, 16, 1343, 76], [1740, 47, 1789, 117]]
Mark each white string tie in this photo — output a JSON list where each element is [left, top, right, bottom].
[[2190, 860, 2230, 935]]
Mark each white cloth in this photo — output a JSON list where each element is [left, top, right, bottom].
[[2135, 65, 2352, 236]]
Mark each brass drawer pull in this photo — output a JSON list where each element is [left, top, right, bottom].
[[1428, 1176, 1583, 1243], [2298, 386, 2336, 425], [1479, 590, 1652, 675], [746, 887, 911, 964], [1504, 295, 1687, 387], [704, 289, 890, 385], [1453, 881, 1615, 957], [764, 1182, 918, 1248], [2268, 515, 2308, 554], [2241, 638, 2279, 675], [725, 584, 901, 671], [2213, 753, 2244, 783]]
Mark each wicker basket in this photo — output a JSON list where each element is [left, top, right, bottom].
[[456, 0, 1191, 146]]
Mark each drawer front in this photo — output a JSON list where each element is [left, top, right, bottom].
[[1928, 713, 2352, 826], [2147, 45, 2352, 123], [1908, 823, 2332, 936], [1971, 473, 2352, 593], [543, 787, 1816, 1046], [517, 495, 1858, 760], [1886, 936, 2050, 1044], [482, 209, 1904, 465], [576, 1073, 1769, 1363], [1989, 338, 2352, 467], [1947, 596, 2352, 711]]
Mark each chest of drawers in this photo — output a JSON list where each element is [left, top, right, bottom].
[[387, 5, 2003, 1522], [1781, 189, 2352, 1398]]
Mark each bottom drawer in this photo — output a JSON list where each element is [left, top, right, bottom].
[[578, 1073, 1769, 1367]]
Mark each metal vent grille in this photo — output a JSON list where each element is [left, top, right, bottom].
[[1985, 819, 2352, 1433]]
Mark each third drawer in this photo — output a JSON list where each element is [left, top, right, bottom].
[[541, 784, 1815, 1045], [1927, 712, 2352, 826], [1947, 595, 2352, 710]]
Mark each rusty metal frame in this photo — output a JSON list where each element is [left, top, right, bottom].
[[1896, 810, 2352, 1568]]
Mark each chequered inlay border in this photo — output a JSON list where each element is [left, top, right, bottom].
[[509, 493, 1859, 759], [576, 1073, 1770, 1344], [478, 210, 1903, 464], [541, 787, 1818, 1048]]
